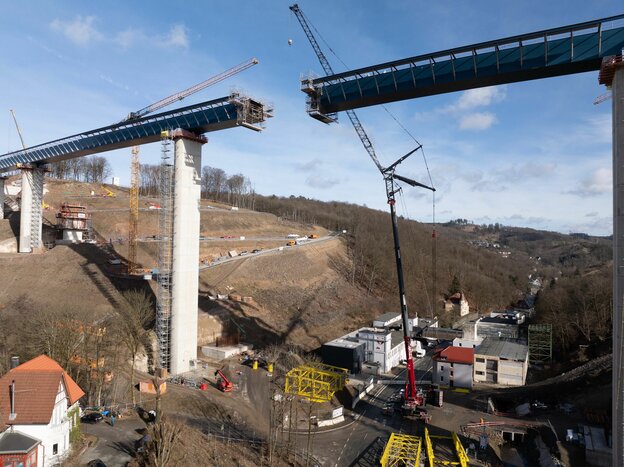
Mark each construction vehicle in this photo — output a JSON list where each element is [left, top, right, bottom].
[[215, 369, 233, 392], [308, 233, 319, 239], [291, 3, 435, 416]]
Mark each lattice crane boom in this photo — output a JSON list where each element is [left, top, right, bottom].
[[124, 57, 259, 121], [290, 3, 435, 412], [289, 4, 382, 172]]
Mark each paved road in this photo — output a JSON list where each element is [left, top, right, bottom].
[[198, 233, 340, 271], [294, 351, 434, 466], [79, 417, 146, 467]]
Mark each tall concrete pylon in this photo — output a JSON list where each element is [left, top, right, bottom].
[[18, 167, 44, 253], [0, 177, 6, 220], [169, 130, 206, 375], [613, 62, 624, 467]]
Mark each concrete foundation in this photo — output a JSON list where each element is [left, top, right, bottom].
[[169, 135, 204, 375], [0, 177, 5, 220], [613, 65, 624, 467], [201, 344, 252, 361]]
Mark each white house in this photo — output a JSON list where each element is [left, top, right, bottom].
[[0, 355, 85, 465], [356, 328, 404, 373]]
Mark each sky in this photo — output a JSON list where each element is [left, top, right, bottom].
[[0, 1, 621, 235]]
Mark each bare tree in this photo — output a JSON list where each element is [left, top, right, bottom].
[[116, 289, 154, 404]]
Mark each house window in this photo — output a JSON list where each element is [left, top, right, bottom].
[[53, 444, 58, 455], [440, 376, 444, 382], [450, 371, 454, 377], [476, 358, 485, 363], [476, 371, 484, 375], [440, 366, 444, 371]]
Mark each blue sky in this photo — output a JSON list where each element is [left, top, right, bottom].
[[0, 1, 621, 235]]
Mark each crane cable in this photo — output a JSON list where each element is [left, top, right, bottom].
[[308, 8, 439, 316]]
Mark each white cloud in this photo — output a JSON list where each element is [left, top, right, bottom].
[[459, 112, 497, 130], [115, 28, 144, 48], [50, 16, 102, 47], [455, 86, 507, 111], [161, 24, 189, 48], [570, 167, 611, 196]]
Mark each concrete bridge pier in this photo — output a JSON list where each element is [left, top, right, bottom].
[[18, 166, 44, 253], [613, 62, 624, 467], [0, 177, 6, 220], [169, 130, 206, 375]]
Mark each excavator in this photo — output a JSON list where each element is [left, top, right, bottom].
[[215, 369, 233, 392]]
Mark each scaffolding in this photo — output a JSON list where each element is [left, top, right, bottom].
[[30, 168, 44, 249], [380, 433, 423, 467], [128, 146, 140, 273], [424, 428, 469, 467], [528, 324, 552, 363], [156, 133, 174, 371], [284, 363, 348, 402]]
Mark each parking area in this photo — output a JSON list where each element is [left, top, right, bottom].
[[79, 416, 146, 467]]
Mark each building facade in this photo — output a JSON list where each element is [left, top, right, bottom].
[[473, 338, 529, 386], [444, 292, 469, 317], [432, 346, 474, 389], [0, 356, 85, 465]]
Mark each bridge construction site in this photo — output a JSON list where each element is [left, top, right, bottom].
[[0, 6, 623, 467]]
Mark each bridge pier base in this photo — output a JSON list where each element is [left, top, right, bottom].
[[613, 64, 624, 467], [169, 131, 205, 375], [18, 167, 44, 253]]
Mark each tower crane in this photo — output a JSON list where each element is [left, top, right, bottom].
[[290, 4, 434, 414], [124, 58, 259, 274]]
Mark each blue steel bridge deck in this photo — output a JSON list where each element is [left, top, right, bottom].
[[0, 94, 268, 172], [303, 14, 624, 115]]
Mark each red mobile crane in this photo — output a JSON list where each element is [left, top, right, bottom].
[[215, 369, 234, 392], [290, 4, 434, 415]]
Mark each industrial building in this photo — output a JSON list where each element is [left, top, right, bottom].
[[321, 312, 416, 374], [432, 346, 474, 389], [473, 338, 529, 386], [474, 315, 522, 340]]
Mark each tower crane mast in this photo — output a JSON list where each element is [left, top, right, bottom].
[[290, 4, 434, 413]]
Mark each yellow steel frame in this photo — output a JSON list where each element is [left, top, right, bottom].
[[284, 363, 348, 402], [380, 432, 422, 467], [424, 428, 468, 467]]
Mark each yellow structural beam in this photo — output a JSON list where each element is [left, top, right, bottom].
[[424, 428, 468, 467], [452, 432, 469, 467], [425, 428, 435, 467], [284, 364, 348, 402], [380, 432, 422, 467]]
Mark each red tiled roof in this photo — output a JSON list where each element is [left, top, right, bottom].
[[0, 355, 85, 427], [13, 355, 84, 405], [433, 346, 474, 364]]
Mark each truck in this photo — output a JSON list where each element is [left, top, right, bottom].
[[414, 340, 426, 358]]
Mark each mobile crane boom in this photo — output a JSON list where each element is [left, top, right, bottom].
[[215, 369, 233, 392], [290, 3, 434, 412], [124, 57, 259, 121]]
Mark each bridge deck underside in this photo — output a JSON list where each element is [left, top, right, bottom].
[[308, 19, 624, 114], [0, 95, 263, 171]]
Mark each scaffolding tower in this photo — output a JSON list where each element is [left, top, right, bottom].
[[128, 146, 140, 273], [30, 168, 44, 249], [156, 133, 174, 371], [528, 324, 552, 364]]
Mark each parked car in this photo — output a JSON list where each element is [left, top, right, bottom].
[[382, 404, 394, 415], [252, 249, 261, 253], [81, 412, 104, 424]]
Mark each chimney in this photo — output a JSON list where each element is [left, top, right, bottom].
[[9, 380, 16, 421], [10, 356, 19, 369]]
